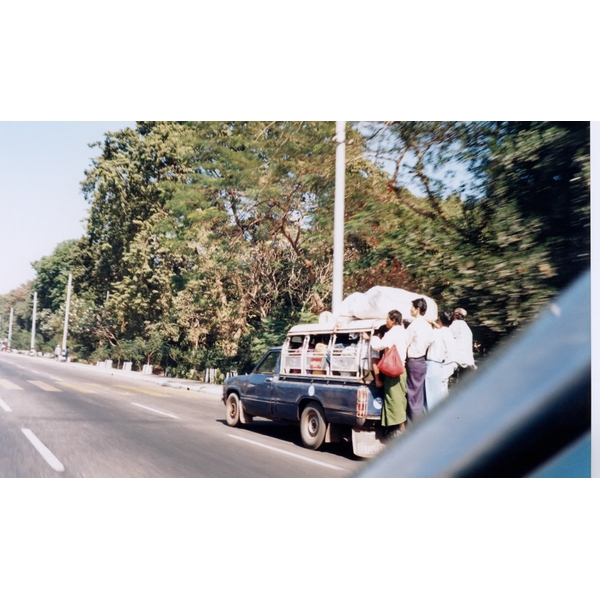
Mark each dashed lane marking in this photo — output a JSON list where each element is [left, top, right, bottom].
[[21, 429, 65, 472], [227, 434, 347, 472], [117, 385, 169, 397], [58, 382, 98, 394], [0, 398, 11, 412], [86, 383, 134, 396], [131, 402, 181, 420], [28, 380, 61, 392], [0, 379, 23, 390]]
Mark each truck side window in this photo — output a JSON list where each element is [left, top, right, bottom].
[[306, 334, 330, 375], [331, 333, 360, 377], [256, 352, 280, 374], [283, 335, 306, 374], [288, 336, 304, 353]]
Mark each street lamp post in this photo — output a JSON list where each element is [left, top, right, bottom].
[[332, 121, 346, 313], [8, 307, 13, 351], [30, 291, 37, 354], [62, 273, 72, 358]]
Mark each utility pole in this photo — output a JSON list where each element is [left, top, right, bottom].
[[8, 307, 13, 350], [30, 291, 37, 354], [62, 273, 72, 357], [332, 120, 346, 313]]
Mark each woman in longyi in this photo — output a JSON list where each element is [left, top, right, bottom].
[[366, 310, 408, 437]]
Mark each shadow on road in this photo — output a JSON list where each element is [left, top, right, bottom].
[[216, 418, 360, 461]]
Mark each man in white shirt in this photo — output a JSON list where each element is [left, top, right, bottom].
[[430, 309, 457, 404], [405, 298, 433, 421], [450, 308, 475, 369]]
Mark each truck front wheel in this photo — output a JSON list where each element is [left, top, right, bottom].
[[226, 393, 241, 427], [300, 402, 327, 450]]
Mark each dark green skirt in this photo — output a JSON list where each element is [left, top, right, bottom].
[[381, 371, 407, 427]]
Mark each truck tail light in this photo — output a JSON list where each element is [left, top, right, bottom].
[[357, 387, 368, 418]]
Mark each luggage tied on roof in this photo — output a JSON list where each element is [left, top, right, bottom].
[[332, 286, 438, 323]]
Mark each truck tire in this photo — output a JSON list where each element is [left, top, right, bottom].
[[225, 393, 242, 427], [300, 402, 327, 450]]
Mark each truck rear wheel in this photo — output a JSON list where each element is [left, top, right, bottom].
[[226, 393, 241, 427], [300, 402, 327, 450]]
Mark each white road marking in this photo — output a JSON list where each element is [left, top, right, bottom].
[[228, 434, 347, 472], [86, 383, 134, 396], [59, 381, 97, 394], [21, 429, 65, 472], [0, 398, 12, 412], [49, 376, 63, 381], [118, 385, 169, 397], [131, 403, 180, 420], [29, 380, 61, 392], [0, 379, 23, 390]]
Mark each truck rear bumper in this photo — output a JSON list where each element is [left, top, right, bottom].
[[352, 429, 387, 458]]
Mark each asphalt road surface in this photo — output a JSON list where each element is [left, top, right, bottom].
[[0, 352, 362, 477]]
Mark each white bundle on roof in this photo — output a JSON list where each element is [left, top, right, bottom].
[[334, 286, 438, 323]]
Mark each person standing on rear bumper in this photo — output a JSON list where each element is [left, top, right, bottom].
[[425, 310, 455, 410], [368, 310, 408, 436], [450, 307, 475, 371], [405, 298, 433, 421]]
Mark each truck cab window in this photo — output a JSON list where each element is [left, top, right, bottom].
[[256, 352, 280, 374]]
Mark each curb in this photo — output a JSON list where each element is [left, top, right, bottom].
[[1, 352, 224, 398], [91, 366, 224, 397], [157, 379, 223, 396]]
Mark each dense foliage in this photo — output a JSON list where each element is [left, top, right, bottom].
[[0, 121, 590, 379]]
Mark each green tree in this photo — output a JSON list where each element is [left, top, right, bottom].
[[354, 121, 589, 349], [32, 239, 78, 312], [78, 121, 192, 305], [0, 282, 35, 350], [147, 121, 388, 372], [480, 121, 590, 289]]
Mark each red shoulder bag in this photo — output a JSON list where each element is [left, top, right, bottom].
[[377, 344, 404, 378]]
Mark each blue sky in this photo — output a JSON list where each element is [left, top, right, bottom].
[[0, 122, 135, 294]]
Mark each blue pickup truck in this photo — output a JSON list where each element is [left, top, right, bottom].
[[222, 319, 389, 458]]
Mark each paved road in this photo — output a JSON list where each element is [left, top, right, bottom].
[[0, 352, 362, 477]]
